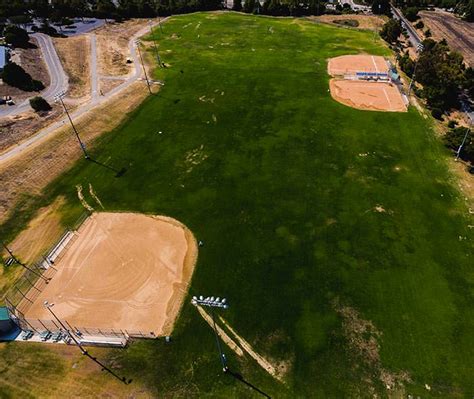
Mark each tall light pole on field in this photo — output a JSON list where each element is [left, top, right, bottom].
[[135, 40, 152, 94], [191, 295, 229, 372], [149, 20, 163, 68], [455, 124, 471, 161], [54, 92, 89, 159], [408, 43, 424, 97], [1, 242, 50, 283], [43, 301, 131, 385]]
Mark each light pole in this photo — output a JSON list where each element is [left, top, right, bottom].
[[455, 124, 471, 161], [408, 43, 424, 97], [191, 295, 229, 372], [2, 242, 50, 283], [54, 92, 89, 159], [149, 20, 163, 68], [135, 40, 152, 95], [43, 301, 131, 385]]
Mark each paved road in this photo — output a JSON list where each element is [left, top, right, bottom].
[[0, 33, 68, 118], [0, 19, 168, 164]]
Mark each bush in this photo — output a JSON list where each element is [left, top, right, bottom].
[[29, 96, 52, 112], [0, 62, 45, 92], [424, 28, 432, 37], [447, 120, 457, 128], [414, 20, 424, 29], [431, 108, 444, 120], [404, 7, 419, 21]]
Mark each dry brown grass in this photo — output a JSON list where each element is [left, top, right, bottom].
[[310, 14, 387, 31], [53, 35, 91, 99], [0, 82, 149, 223], [95, 19, 149, 77], [0, 107, 62, 153]]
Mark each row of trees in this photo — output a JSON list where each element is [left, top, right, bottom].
[[0, 0, 223, 21], [237, 0, 326, 16], [390, 0, 474, 21]]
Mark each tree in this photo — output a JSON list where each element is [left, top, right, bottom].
[[233, 0, 243, 10], [243, 0, 257, 12], [4, 25, 30, 48], [414, 20, 424, 29], [0, 62, 45, 91], [380, 19, 401, 43], [443, 127, 473, 163], [403, 6, 419, 21], [30, 96, 52, 112], [372, 0, 391, 16]]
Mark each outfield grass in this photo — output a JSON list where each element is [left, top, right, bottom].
[[1, 12, 473, 398]]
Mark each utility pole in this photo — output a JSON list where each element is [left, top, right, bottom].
[[135, 40, 152, 95], [2, 242, 50, 283], [149, 20, 163, 68], [54, 92, 89, 159], [408, 43, 424, 97], [44, 301, 131, 385]]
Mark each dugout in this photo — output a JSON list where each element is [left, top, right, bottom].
[[0, 306, 21, 341]]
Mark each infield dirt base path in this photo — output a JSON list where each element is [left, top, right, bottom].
[[24, 212, 197, 336]]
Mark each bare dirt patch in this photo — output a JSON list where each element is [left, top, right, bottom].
[[53, 35, 91, 99], [0, 81, 149, 222], [328, 54, 389, 76], [24, 212, 197, 336], [95, 19, 149, 77], [419, 10, 473, 67], [330, 80, 406, 112], [0, 107, 62, 153], [333, 299, 411, 394], [310, 15, 386, 31], [0, 37, 50, 105]]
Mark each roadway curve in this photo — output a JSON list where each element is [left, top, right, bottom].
[[0, 19, 167, 164], [0, 33, 69, 118]]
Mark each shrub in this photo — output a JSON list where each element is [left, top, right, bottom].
[[414, 20, 424, 29], [29, 96, 52, 112], [447, 120, 457, 128], [431, 108, 443, 120], [424, 28, 432, 37]]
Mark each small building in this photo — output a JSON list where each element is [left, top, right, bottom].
[[0, 306, 21, 341], [0, 46, 9, 72]]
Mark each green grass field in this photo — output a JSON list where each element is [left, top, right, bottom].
[[1, 12, 473, 398]]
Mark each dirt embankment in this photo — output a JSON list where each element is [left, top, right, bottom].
[[53, 35, 91, 99], [0, 37, 50, 104], [419, 10, 473, 67]]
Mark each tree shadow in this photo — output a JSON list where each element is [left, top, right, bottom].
[[225, 368, 272, 398]]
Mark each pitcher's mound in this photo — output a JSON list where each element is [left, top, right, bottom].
[[24, 212, 197, 336]]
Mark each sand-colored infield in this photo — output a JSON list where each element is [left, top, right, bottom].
[[24, 212, 197, 336], [327, 55, 406, 112], [330, 80, 406, 112], [328, 54, 389, 76]]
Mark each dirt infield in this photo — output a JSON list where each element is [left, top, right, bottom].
[[330, 80, 406, 112], [24, 212, 197, 336], [328, 54, 389, 76]]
